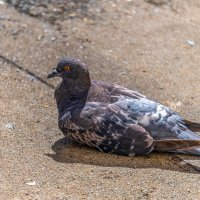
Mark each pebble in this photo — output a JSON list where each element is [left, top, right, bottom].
[[27, 74, 36, 82], [29, 7, 42, 16], [119, 71, 127, 75], [51, 36, 56, 41], [68, 13, 76, 18], [0, 16, 6, 20], [186, 40, 195, 47], [123, 61, 129, 64], [154, 8, 160, 13], [52, 8, 62, 13], [111, 3, 117, 8], [26, 181, 36, 186], [11, 29, 20, 36], [5, 123, 15, 130], [37, 34, 43, 41]]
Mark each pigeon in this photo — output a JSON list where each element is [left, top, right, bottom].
[[48, 58, 200, 156]]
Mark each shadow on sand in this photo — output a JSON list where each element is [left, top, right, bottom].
[[47, 137, 200, 174]]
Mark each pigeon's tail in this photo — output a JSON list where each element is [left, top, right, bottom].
[[184, 120, 200, 132], [154, 139, 200, 153], [154, 139, 200, 151]]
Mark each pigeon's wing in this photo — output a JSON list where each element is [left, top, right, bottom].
[[88, 81, 146, 104], [96, 122, 155, 156], [113, 96, 200, 147], [110, 84, 146, 99], [73, 102, 155, 156], [112, 96, 184, 138]]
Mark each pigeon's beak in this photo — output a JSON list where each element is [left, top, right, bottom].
[[47, 69, 59, 79]]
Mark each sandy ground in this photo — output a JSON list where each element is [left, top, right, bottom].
[[0, 0, 200, 199]]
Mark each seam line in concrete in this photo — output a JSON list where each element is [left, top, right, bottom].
[[0, 54, 55, 89], [173, 155, 200, 173]]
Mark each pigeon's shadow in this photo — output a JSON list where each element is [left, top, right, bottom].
[[47, 137, 200, 174]]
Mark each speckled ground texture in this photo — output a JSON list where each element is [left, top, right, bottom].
[[1, 0, 200, 199]]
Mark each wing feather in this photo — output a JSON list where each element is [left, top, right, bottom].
[[73, 102, 155, 156]]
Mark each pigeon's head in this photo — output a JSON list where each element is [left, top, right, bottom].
[[47, 58, 90, 83]]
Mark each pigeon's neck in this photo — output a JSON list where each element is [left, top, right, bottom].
[[55, 79, 90, 118]]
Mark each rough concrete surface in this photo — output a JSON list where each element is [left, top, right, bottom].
[[0, 0, 200, 199]]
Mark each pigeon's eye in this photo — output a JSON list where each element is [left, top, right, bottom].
[[64, 66, 70, 71]]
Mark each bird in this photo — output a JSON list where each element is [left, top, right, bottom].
[[47, 57, 200, 156]]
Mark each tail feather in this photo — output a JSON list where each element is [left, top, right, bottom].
[[154, 139, 200, 151], [184, 119, 200, 132]]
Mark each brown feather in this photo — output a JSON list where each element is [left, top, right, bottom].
[[154, 139, 200, 151], [184, 119, 200, 132]]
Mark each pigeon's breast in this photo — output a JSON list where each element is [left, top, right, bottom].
[[69, 129, 105, 147], [58, 110, 105, 147], [59, 120, 105, 147], [58, 111, 78, 134]]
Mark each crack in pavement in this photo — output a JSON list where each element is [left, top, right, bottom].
[[0, 54, 55, 89], [172, 155, 200, 174]]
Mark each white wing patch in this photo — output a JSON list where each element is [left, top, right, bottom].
[[139, 105, 168, 127], [151, 105, 168, 121], [139, 113, 151, 126]]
